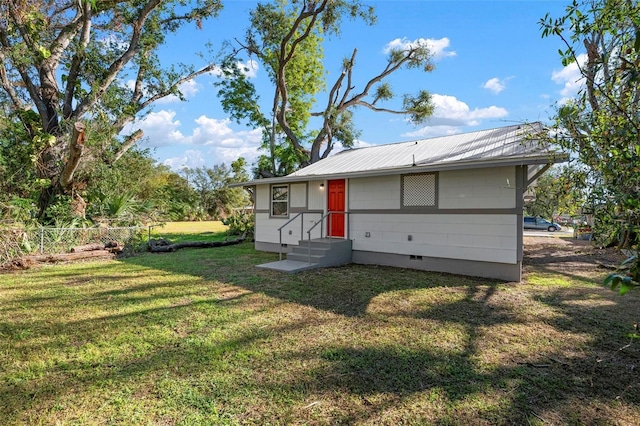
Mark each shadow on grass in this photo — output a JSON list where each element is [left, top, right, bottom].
[[120, 243, 640, 418], [2, 241, 639, 424], [150, 231, 230, 245]]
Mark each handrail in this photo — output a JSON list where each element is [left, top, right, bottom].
[[278, 210, 352, 264], [306, 211, 351, 264], [277, 212, 304, 260], [306, 213, 328, 265], [305, 212, 325, 239]]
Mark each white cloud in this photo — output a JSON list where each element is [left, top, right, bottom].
[[128, 111, 263, 170], [189, 116, 235, 145], [210, 59, 259, 79], [551, 53, 586, 103], [402, 94, 508, 137], [124, 77, 203, 105], [432, 94, 508, 122], [482, 77, 510, 94], [383, 37, 456, 60], [126, 110, 186, 147], [162, 141, 263, 171], [199, 125, 264, 165], [189, 118, 261, 161], [211, 143, 262, 165], [163, 149, 207, 170], [179, 80, 200, 97], [155, 80, 203, 104], [241, 59, 259, 78]]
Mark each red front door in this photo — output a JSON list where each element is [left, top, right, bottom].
[[327, 179, 346, 237]]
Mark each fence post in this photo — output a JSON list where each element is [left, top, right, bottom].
[[39, 227, 44, 254]]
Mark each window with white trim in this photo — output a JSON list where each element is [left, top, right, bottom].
[[403, 173, 436, 207], [271, 185, 289, 216]]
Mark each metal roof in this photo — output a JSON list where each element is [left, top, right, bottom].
[[235, 122, 568, 186]]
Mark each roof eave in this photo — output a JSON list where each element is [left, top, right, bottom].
[[229, 153, 569, 188]]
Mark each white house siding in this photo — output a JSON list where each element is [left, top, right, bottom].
[[439, 167, 516, 209], [253, 167, 519, 263], [346, 168, 519, 265], [349, 175, 401, 210], [256, 182, 320, 212], [290, 183, 307, 208], [255, 212, 323, 246], [350, 214, 517, 264], [255, 185, 269, 210], [308, 180, 324, 210], [254, 181, 323, 250], [255, 212, 292, 245]]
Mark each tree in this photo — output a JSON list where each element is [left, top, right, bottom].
[[150, 167, 201, 221], [0, 0, 223, 219], [526, 166, 585, 221], [81, 148, 200, 223], [0, 109, 48, 201], [187, 158, 251, 219], [540, 0, 640, 288], [217, 0, 435, 177]]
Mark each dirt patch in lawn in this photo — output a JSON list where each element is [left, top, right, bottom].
[[523, 236, 626, 278]]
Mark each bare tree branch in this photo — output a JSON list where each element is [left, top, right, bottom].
[[0, 59, 23, 110], [0, 3, 51, 123], [63, 1, 92, 118], [60, 122, 86, 190], [111, 129, 144, 164], [308, 45, 429, 161], [273, 0, 328, 154], [72, 0, 163, 121]]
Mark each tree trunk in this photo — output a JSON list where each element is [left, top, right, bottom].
[[71, 243, 105, 252], [149, 233, 247, 252], [37, 122, 86, 219], [60, 122, 86, 190]]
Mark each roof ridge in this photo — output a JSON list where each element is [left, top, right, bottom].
[[336, 121, 542, 155]]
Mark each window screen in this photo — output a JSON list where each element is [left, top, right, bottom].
[[271, 185, 289, 216]]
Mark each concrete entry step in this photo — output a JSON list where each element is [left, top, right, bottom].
[[256, 238, 353, 273], [256, 259, 320, 273]]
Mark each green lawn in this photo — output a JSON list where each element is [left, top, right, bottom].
[[149, 220, 231, 244], [1, 223, 639, 425], [151, 220, 229, 235]]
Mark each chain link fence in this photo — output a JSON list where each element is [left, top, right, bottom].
[[1, 226, 148, 266]]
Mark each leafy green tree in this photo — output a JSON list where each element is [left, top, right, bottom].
[[0, 0, 223, 219], [1, 110, 201, 224], [526, 165, 585, 221], [82, 149, 194, 223], [217, 0, 435, 177], [152, 168, 201, 221], [188, 158, 251, 219], [540, 0, 640, 289], [0, 109, 51, 202]]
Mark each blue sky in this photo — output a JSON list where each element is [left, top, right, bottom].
[[127, 0, 581, 172]]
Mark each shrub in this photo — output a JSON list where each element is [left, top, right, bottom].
[[222, 211, 254, 237]]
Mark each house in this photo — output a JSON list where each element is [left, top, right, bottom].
[[235, 122, 568, 281]]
